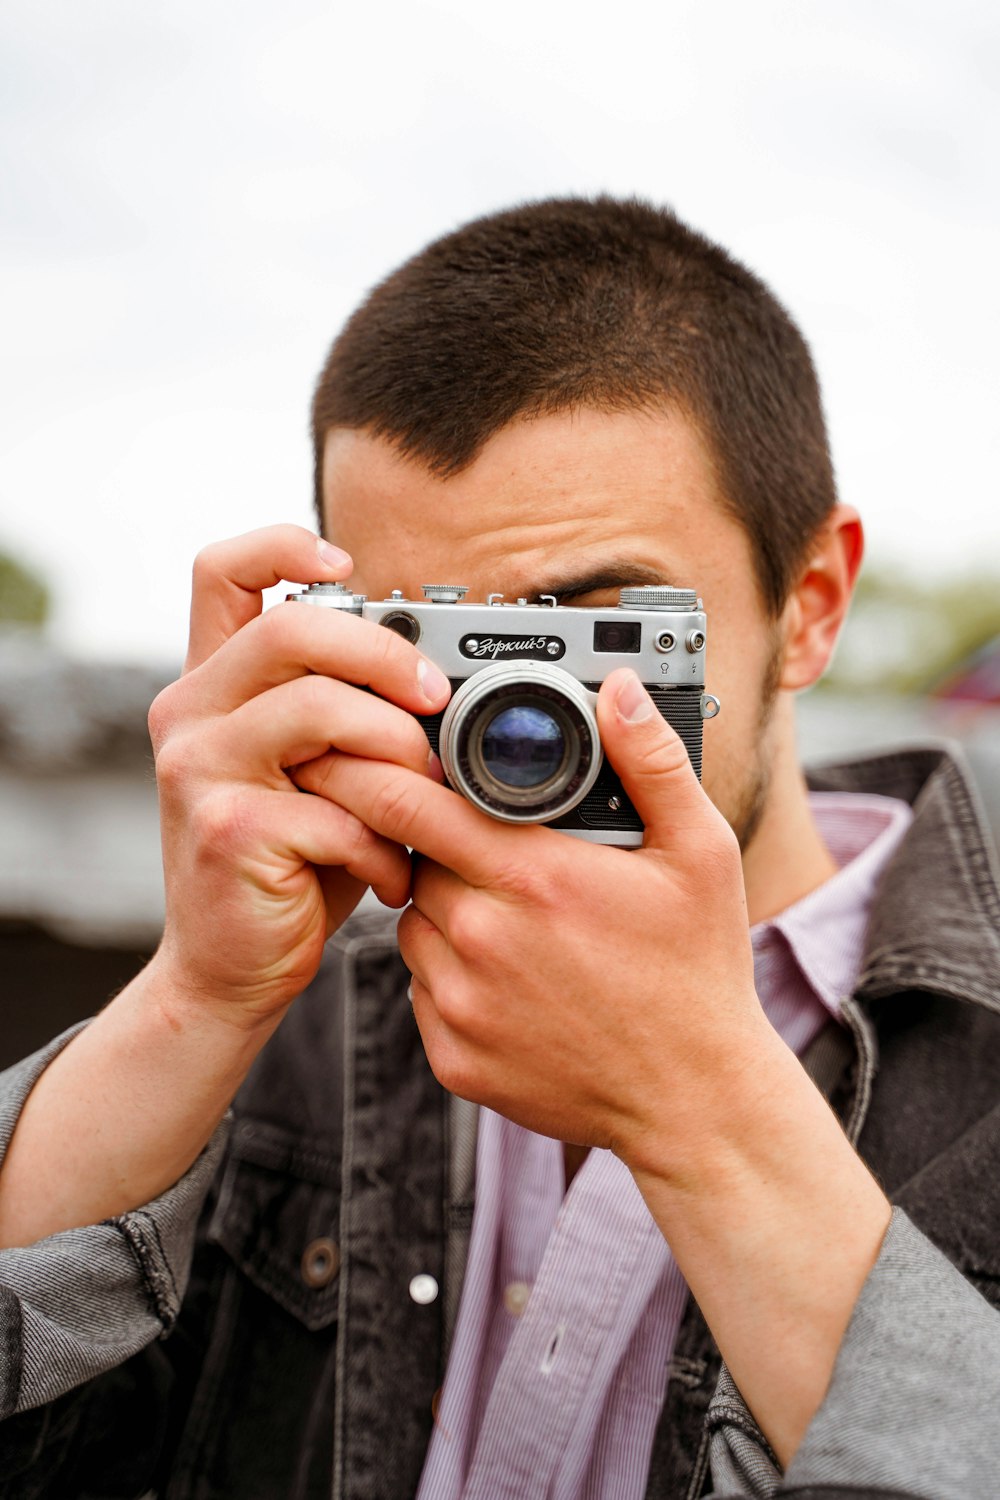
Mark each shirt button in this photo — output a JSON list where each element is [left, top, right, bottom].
[[503, 1280, 531, 1316], [409, 1273, 439, 1305], [301, 1237, 340, 1288]]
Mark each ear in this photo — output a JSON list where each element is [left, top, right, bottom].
[[779, 505, 864, 692]]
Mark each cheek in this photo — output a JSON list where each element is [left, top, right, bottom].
[[699, 711, 743, 812], [696, 645, 778, 813]]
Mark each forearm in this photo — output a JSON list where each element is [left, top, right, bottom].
[[0, 952, 282, 1249], [628, 1021, 891, 1470]]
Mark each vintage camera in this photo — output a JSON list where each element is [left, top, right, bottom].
[[287, 581, 720, 846]]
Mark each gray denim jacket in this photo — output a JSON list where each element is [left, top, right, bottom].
[[2, 745, 1000, 1500]]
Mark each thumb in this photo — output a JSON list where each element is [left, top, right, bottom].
[[596, 668, 714, 854]]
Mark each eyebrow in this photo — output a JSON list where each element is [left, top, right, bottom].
[[524, 561, 675, 603]]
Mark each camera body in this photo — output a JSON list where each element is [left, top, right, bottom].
[[287, 581, 720, 846]]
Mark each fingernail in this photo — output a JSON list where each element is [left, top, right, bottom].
[[418, 658, 451, 703], [316, 536, 351, 570], [617, 671, 654, 724], [427, 749, 445, 782]]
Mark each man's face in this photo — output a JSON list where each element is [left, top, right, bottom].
[[322, 405, 786, 851]]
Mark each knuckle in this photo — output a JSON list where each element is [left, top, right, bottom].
[[298, 750, 338, 800], [147, 683, 179, 749], [191, 542, 225, 588], [492, 851, 545, 906], [294, 669, 336, 717], [259, 598, 301, 653], [343, 810, 378, 864], [427, 1033, 475, 1097], [690, 818, 742, 893], [634, 733, 691, 781], [153, 733, 196, 796], [190, 788, 252, 859], [447, 892, 491, 958], [368, 773, 415, 837], [434, 979, 471, 1033]]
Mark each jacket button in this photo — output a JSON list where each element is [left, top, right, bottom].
[[301, 1237, 340, 1288], [409, 1273, 439, 1305]]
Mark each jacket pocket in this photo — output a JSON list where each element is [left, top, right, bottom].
[[206, 1115, 342, 1331]]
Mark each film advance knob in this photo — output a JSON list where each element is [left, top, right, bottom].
[[286, 582, 366, 611], [618, 585, 698, 610], [422, 585, 470, 604]]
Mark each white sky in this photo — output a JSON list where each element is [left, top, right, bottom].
[[1, 0, 998, 663]]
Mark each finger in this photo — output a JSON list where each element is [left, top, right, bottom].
[[397, 905, 455, 1025], [401, 935, 490, 1103], [595, 668, 722, 855], [204, 674, 438, 786], [201, 784, 414, 908], [315, 865, 367, 931], [299, 752, 549, 888], [185, 525, 352, 672], [404, 969, 469, 1094], [179, 598, 452, 719], [409, 856, 470, 942]]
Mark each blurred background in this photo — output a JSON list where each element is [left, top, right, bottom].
[[2, 0, 998, 1065]]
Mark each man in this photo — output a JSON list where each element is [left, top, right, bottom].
[[1, 197, 999, 1499]]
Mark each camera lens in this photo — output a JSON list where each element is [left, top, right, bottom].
[[438, 662, 603, 824], [480, 705, 567, 789]]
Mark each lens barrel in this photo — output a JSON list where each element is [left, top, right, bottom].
[[438, 663, 603, 823]]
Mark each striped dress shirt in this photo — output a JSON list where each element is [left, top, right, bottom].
[[416, 791, 914, 1500]]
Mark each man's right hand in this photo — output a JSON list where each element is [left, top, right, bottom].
[[0, 526, 450, 1248], [148, 524, 450, 1028]]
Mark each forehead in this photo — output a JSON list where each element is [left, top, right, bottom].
[[321, 406, 751, 604]]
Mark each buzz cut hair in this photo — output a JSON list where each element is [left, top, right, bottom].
[[311, 196, 838, 615]]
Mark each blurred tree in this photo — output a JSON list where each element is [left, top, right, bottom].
[[824, 565, 1000, 695], [0, 550, 49, 627]]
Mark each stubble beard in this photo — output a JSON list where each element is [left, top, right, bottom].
[[725, 635, 784, 855]]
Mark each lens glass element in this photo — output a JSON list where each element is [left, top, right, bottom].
[[480, 705, 566, 789], [438, 663, 603, 824]]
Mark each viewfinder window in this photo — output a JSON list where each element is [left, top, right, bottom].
[[593, 621, 641, 653]]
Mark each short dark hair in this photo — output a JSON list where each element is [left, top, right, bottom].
[[311, 196, 837, 614]]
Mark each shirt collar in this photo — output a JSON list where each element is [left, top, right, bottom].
[[752, 791, 915, 1018]]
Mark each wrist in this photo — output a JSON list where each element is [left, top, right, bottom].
[[616, 1004, 787, 1188], [141, 942, 297, 1043], [132, 949, 291, 1061], [623, 1019, 891, 1467], [620, 1013, 891, 1266]]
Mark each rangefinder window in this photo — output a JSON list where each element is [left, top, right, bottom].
[[380, 610, 421, 643], [593, 620, 641, 653]]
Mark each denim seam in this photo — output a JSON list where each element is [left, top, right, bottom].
[[0, 1284, 23, 1420], [330, 926, 395, 1500], [840, 997, 879, 1147], [229, 1124, 341, 1182], [109, 1210, 180, 1333], [706, 1400, 780, 1468], [682, 1426, 712, 1500]]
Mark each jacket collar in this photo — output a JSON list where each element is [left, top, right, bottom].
[[806, 744, 1000, 1011]]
